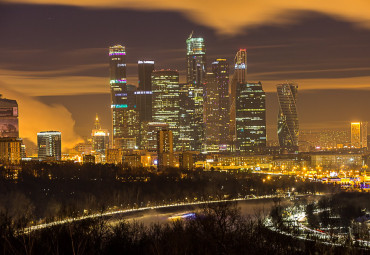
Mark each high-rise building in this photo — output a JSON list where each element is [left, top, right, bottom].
[[204, 73, 219, 152], [37, 131, 62, 160], [230, 49, 247, 148], [179, 83, 195, 151], [140, 122, 169, 151], [277, 83, 299, 152], [236, 82, 266, 152], [109, 45, 127, 145], [0, 96, 19, 138], [91, 114, 109, 158], [186, 32, 206, 151], [186, 32, 206, 85], [152, 70, 180, 150], [212, 59, 230, 148], [137, 60, 154, 122], [157, 129, 174, 169], [0, 138, 22, 165], [351, 122, 367, 148]]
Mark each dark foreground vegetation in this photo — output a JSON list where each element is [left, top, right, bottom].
[[0, 202, 362, 255], [0, 162, 337, 224]]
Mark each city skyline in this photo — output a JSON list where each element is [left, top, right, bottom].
[[1, 2, 370, 150]]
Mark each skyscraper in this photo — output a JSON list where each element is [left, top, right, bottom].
[[137, 60, 154, 122], [186, 32, 206, 85], [91, 114, 109, 157], [204, 73, 219, 152], [37, 131, 62, 160], [236, 82, 266, 152], [212, 59, 230, 148], [0, 96, 19, 138], [109, 45, 127, 145], [230, 49, 247, 148], [277, 83, 299, 152], [351, 122, 367, 148], [185, 32, 206, 151], [152, 70, 180, 149], [179, 83, 195, 151]]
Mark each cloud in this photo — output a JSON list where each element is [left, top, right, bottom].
[[258, 76, 370, 92], [0, 81, 83, 150], [5, 0, 370, 34]]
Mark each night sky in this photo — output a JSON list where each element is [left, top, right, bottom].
[[1, 1, 370, 150]]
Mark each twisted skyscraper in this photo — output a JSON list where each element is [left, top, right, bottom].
[[277, 83, 299, 152]]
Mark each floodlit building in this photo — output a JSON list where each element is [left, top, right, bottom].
[[91, 114, 109, 157], [236, 82, 266, 152], [277, 83, 299, 152], [37, 131, 62, 161], [351, 122, 367, 148]]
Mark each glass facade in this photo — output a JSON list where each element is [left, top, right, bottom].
[[185, 33, 206, 151], [137, 60, 154, 122], [230, 49, 247, 148], [236, 82, 266, 152], [277, 83, 299, 152], [212, 59, 230, 147], [109, 45, 127, 143], [152, 70, 180, 150], [37, 131, 62, 160]]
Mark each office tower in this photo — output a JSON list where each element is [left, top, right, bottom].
[[157, 129, 174, 169], [230, 49, 247, 148], [179, 83, 195, 151], [109, 45, 127, 145], [186, 32, 206, 151], [0, 96, 19, 138], [186, 32, 206, 85], [91, 114, 109, 156], [236, 82, 266, 152], [351, 122, 368, 148], [37, 131, 62, 160], [152, 70, 180, 150], [140, 122, 169, 151], [204, 73, 220, 152], [212, 59, 230, 148], [277, 83, 299, 152], [137, 60, 154, 122]]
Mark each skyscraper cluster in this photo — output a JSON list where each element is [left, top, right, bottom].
[[109, 32, 300, 154]]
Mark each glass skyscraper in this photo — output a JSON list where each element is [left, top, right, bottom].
[[236, 82, 266, 152], [152, 70, 180, 150], [137, 60, 154, 122], [109, 45, 127, 144], [230, 49, 247, 148], [277, 83, 299, 152], [185, 32, 206, 151], [204, 73, 219, 152], [212, 59, 230, 147]]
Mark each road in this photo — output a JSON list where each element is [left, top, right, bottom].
[[25, 195, 289, 233]]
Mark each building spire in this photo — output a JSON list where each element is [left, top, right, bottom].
[[94, 113, 101, 130], [188, 30, 194, 39]]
